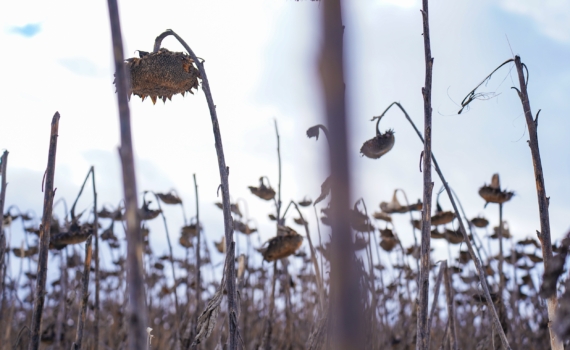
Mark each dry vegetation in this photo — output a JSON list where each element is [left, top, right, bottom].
[[1, 1, 569, 350]]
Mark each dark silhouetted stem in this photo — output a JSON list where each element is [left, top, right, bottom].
[[106, 2, 148, 349], [72, 235, 93, 350], [513, 55, 562, 350], [417, 1, 434, 348], [28, 112, 60, 350], [320, 1, 364, 349], [153, 29, 237, 349], [0, 151, 8, 328]]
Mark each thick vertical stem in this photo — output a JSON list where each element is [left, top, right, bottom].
[[513, 55, 562, 350], [442, 261, 458, 350], [28, 112, 60, 350], [417, 1, 434, 349], [153, 30, 237, 349], [73, 235, 93, 350], [320, 1, 364, 349], [106, 2, 147, 349]]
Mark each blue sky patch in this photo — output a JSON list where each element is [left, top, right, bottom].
[[10, 23, 41, 37]]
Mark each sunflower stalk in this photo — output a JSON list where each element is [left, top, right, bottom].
[[417, 0, 435, 348], [153, 29, 237, 349], [320, 0, 365, 348], [512, 56, 563, 350], [28, 112, 60, 350], [106, 2, 148, 349]]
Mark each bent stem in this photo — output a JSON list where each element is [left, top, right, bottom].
[[153, 29, 237, 349], [376, 102, 510, 349]]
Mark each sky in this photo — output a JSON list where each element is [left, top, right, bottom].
[[1, 0, 569, 281]]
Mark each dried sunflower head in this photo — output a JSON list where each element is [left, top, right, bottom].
[[372, 211, 392, 223], [360, 129, 395, 159], [298, 197, 312, 207], [258, 227, 303, 261], [479, 173, 514, 205], [380, 237, 398, 252], [431, 211, 455, 226], [118, 48, 201, 104], [248, 177, 276, 201], [156, 191, 183, 205], [353, 234, 369, 251], [470, 216, 489, 228]]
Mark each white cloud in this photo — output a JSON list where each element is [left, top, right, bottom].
[[500, 0, 570, 42]]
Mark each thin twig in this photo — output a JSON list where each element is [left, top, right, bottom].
[[442, 261, 458, 350]]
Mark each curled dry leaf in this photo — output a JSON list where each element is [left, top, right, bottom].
[[119, 48, 201, 104], [156, 191, 183, 205], [314, 176, 332, 206], [360, 129, 395, 159], [215, 236, 225, 254], [233, 220, 257, 235]]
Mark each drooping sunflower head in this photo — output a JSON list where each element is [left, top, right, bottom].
[[117, 48, 201, 104]]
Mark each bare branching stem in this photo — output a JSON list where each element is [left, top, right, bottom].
[[0, 151, 8, 302], [320, 1, 364, 349], [153, 29, 237, 349], [28, 112, 60, 350], [106, 2, 147, 349], [92, 167, 100, 350], [417, 1, 434, 348], [377, 101, 510, 348], [513, 55, 562, 350], [498, 204, 505, 297]]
